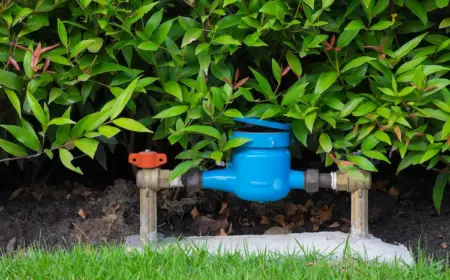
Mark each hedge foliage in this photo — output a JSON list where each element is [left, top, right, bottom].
[[1, 0, 450, 209]]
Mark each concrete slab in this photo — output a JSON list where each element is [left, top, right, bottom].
[[126, 232, 414, 265]]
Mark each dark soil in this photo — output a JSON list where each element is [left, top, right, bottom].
[[0, 170, 449, 261]]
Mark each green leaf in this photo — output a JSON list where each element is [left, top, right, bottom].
[[110, 78, 139, 120], [0, 139, 27, 157], [211, 150, 223, 163], [49, 88, 63, 104], [272, 59, 282, 84], [145, 9, 163, 37], [305, 112, 317, 133], [440, 18, 450, 29], [26, 91, 47, 127], [98, 125, 121, 138], [395, 33, 427, 59], [23, 42, 34, 78], [282, 83, 308, 106], [137, 41, 159, 51], [48, 55, 72, 66], [442, 120, 450, 139], [250, 68, 274, 98], [212, 35, 241, 45], [59, 148, 83, 174], [397, 152, 422, 174], [223, 0, 238, 6], [322, 0, 334, 8], [286, 51, 302, 76], [48, 118, 75, 126], [362, 150, 391, 163], [80, 0, 92, 7], [70, 39, 95, 58], [182, 28, 203, 48], [223, 137, 251, 151], [152, 20, 174, 45], [361, 0, 372, 8], [163, 81, 183, 101], [396, 57, 427, 76], [57, 19, 68, 47], [436, 0, 449, 8], [168, 159, 201, 182], [1, 124, 40, 152], [319, 133, 332, 153], [344, 20, 366, 31], [259, 1, 288, 19], [347, 155, 378, 172], [338, 98, 364, 118], [361, 135, 380, 151], [74, 138, 99, 159], [337, 30, 359, 48], [224, 109, 244, 118], [303, 0, 315, 9], [420, 149, 440, 163], [369, 20, 393, 31], [4, 88, 21, 118], [126, 2, 159, 26], [314, 72, 338, 95], [292, 119, 308, 146], [154, 105, 189, 119], [433, 172, 448, 213], [0, 69, 23, 91], [87, 38, 103, 53], [342, 56, 376, 72], [182, 125, 221, 139], [112, 118, 152, 133], [404, 0, 428, 25]]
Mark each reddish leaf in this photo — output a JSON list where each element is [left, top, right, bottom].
[[233, 77, 249, 89], [8, 57, 20, 71], [330, 34, 336, 47], [282, 65, 291, 76], [223, 77, 232, 86], [43, 57, 51, 72], [234, 68, 240, 83], [393, 125, 402, 142], [41, 43, 60, 53], [13, 43, 31, 52], [32, 42, 42, 69], [329, 153, 340, 165]]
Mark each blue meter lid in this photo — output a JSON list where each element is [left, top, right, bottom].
[[233, 117, 291, 131]]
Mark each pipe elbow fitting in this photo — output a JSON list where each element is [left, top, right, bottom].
[[335, 170, 371, 193]]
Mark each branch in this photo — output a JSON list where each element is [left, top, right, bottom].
[[0, 152, 44, 163]]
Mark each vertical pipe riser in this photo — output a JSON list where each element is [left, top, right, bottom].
[[350, 190, 369, 238]]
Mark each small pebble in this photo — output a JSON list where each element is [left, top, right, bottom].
[[439, 233, 444, 238], [440, 242, 448, 249]]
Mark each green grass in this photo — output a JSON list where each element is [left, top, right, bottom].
[[0, 244, 448, 280]]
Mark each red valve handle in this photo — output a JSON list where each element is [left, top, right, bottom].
[[128, 151, 167, 169]]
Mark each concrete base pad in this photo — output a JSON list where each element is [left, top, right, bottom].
[[126, 232, 413, 265]]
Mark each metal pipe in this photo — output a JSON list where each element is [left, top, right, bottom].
[[351, 189, 369, 237], [334, 170, 371, 238], [136, 169, 183, 245]]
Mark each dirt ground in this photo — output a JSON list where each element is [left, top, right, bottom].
[[0, 170, 449, 261]]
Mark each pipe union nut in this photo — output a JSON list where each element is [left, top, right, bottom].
[[305, 169, 319, 193]]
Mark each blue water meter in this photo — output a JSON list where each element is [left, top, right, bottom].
[[201, 117, 305, 202]]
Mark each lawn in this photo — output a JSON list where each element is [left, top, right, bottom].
[[0, 244, 448, 279]]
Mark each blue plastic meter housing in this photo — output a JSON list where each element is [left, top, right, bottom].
[[202, 117, 304, 202]]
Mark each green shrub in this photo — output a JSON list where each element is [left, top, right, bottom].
[[1, 0, 450, 210]]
